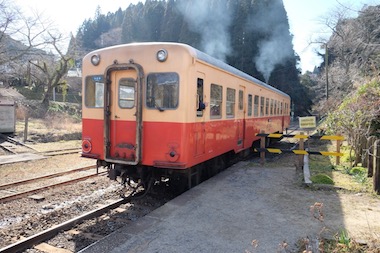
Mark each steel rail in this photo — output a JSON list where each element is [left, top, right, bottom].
[[0, 171, 107, 203], [42, 150, 82, 156], [0, 198, 129, 253], [0, 165, 97, 190], [39, 147, 81, 153], [0, 144, 16, 154], [39, 148, 82, 156]]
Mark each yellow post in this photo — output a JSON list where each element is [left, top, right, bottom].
[[298, 132, 305, 172]]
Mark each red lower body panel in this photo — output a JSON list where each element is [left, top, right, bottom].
[[82, 116, 289, 169]]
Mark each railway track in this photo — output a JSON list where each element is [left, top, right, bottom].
[[0, 182, 172, 253], [0, 165, 105, 203], [0, 198, 128, 253], [0, 134, 37, 155]]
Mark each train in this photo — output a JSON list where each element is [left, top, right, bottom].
[[81, 42, 290, 194]]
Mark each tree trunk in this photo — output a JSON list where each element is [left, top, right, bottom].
[[42, 87, 53, 107], [367, 136, 376, 177]]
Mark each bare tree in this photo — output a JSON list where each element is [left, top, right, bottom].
[[0, 0, 75, 110], [28, 32, 74, 107], [0, 0, 54, 66]]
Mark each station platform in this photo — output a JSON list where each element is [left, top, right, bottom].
[[79, 161, 348, 253]]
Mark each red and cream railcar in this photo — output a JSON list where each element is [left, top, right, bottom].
[[81, 42, 290, 187]]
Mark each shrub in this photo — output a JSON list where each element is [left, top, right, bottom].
[[310, 174, 334, 185], [349, 167, 367, 175]]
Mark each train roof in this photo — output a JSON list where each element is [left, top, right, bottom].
[[89, 42, 290, 99], [190, 46, 290, 99]]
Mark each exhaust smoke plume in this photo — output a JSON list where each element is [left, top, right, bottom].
[[178, 0, 233, 62], [247, 2, 294, 82]]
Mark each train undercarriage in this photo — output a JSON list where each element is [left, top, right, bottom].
[[98, 149, 245, 198]]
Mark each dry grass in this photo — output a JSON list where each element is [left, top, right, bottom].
[[15, 117, 81, 143]]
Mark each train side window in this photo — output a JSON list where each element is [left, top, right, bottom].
[[248, 94, 252, 116], [85, 75, 104, 108], [146, 72, 179, 110], [274, 100, 277, 115], [270, 99, 274, 115], [197, 78, 205, 117], [226, 88, 235, 118], [254, 95, 259, 117], [238, 90, 243, 111], [260, 97, 265, 116], [119, 78, 135, 108], [265, 98, 269, 116], [210, 84, 222, 118]]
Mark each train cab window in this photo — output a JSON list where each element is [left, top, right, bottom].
[[119, 78, 135, 108], [265, 98, 269, 116], [254, 95, 259, 117], [260, 97, 265, 116], [210, 84, 222, 118], [226, 88, 235, 117], [146, 72, 179, 110], [85, 75, 104, 108], [248, 94, 252, 117]]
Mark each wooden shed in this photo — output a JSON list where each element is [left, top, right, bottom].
[[0, 98, 16, 133]]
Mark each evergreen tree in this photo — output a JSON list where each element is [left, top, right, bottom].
[[160, 0, 183, 42]]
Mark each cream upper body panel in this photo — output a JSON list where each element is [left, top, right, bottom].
[[82, 42, 290, 123]]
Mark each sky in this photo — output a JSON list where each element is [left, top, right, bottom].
[[13, 0, 378, 73]]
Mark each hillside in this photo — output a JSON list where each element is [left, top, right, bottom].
[[303, 4, 380, 115]]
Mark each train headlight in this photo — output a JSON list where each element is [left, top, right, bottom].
[[91, 54, 101, 66], [156, 49, 168, 62]]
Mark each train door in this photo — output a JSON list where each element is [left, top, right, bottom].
[[104, 64, 144, 165], [194, 74, 206, 156], [237, 86, 245, 148]]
